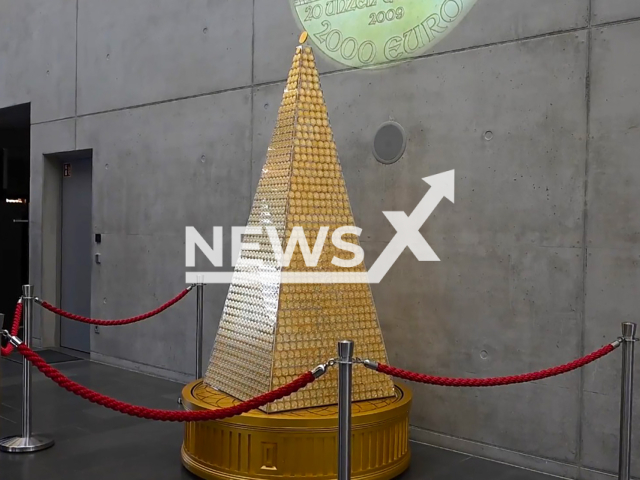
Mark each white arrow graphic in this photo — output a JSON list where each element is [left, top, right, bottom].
[[187, 170, 455, 285], [367, 170, 455, 283]]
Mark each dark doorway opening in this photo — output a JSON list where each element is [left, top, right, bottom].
[[0, 103, 30, 341]]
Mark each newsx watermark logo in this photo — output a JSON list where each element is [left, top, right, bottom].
[[186, 170, 454, 284]]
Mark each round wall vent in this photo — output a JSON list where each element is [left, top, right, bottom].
[[373, 121, 407, 165]]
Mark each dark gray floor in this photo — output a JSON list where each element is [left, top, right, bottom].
[[0, 357, 557, 480]]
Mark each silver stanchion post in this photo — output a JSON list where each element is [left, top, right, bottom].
[[195, 278, 204, 379], [337, 340, 354, 480], [0, 285, 54, 453], [618, 322, 636, 480]]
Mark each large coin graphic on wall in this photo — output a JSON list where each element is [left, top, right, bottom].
[[291, 0, 476, 68]]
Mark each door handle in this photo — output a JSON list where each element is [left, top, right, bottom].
[[12, 219, 28, 223]]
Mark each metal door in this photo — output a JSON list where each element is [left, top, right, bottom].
[[60, 158, 92, 352]]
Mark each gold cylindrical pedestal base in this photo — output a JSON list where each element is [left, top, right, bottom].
[[181, 381, 412, 480]]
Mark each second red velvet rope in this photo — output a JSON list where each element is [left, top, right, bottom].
[[36, 286, 192, 326], [370, 342, 618, 387], [16, 342, 316, 422], [1, 300, 23, 357]]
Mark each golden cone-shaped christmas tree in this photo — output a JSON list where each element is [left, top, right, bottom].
[[205, 45, 395, 413]]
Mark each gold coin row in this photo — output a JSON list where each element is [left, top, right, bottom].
[[292, 152, 339, 163], [261, 165, 290, 174], [284, 250, 362, 260], [270, 140, 294, 149], [294, 373, 385, 386], [292, 74, 319, 89], [279, 299, 369, 310], [273, 349, 387, 368], [209, 353, 269, 375], [213, 363, 271, 381], [297, 104, 328, 116], [245, 215, 285, 225], [289, 201, 350, 210], [283, 228, 355, 239], [262, 160, 292, 169], [275, 111, 295, 121], [213, 351, 272, 372], [276, 328, 383, 339], [295, 132, 332, 143], [279, 301, 374, 313], [273, 368, 387, 382], [223, 306, 276, 328], [278, 320, 379, 336], [297, 107, 329, 119], [249, 204, 287, 214], [287, 207, 351, 217], [280, 283, 369, 293], [239, 252, 284, 262], [280, 298, 373, 309], [220, 325, 275, 343], [266, 150, 293, 158], [220, 310, 274, 328], [218, 320, 275, 336], [288, 201, 350, 211], [289, 187, 347, 198], [256, 171, 290, 182], [222, 312, 276, 327], [274, 124, 295, 132], [280, 290, 374, 301], [229, 286, 281, 301], [212, 375, 269, 395], [270, 135, 294, 144], [272, 126, 294, 133], [210, 352, 270, 374], [294, 138, 335, 149], [223, 303, 276, 317], [298, 88, 322, 98], [298, 94, 325, 107], [277, 286, 369, 296], [227, 291, 280, 304], [273, 336, 385, 348], [292, 154, 339, 165], [289, 189, 346, 199], [281, 95, 299, 106], [290, 175, 343, 185], [288, 69, 320, 83], [218, 329, 274, 347], [248, 209, 286, 218], [279, 305, 375, 316], [298, 118, 329, 128], [255, 184, 289, 193], [292, 166, 342, 176], [299, 81, 321, 90], [285, 250, 361, 261], [295, 123, 329, 133]]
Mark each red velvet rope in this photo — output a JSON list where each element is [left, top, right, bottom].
[[1, 300, 23, 357], [37, 288, 192, 326], [16, 343, 315, 422], [376, 343, 617, 387]]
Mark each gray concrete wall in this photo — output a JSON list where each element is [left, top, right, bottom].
[[1, 0, 639, 477]]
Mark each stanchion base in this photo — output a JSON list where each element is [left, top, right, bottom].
[[0, 435, 55, 453], [181, 381, 412, 480]]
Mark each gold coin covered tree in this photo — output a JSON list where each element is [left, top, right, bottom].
[[204, 44, 395, 412], [182, 43, 412, 480]]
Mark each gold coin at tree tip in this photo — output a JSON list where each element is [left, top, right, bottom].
[[290, 0, 477, 69], [299, 31, 309, 43]]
